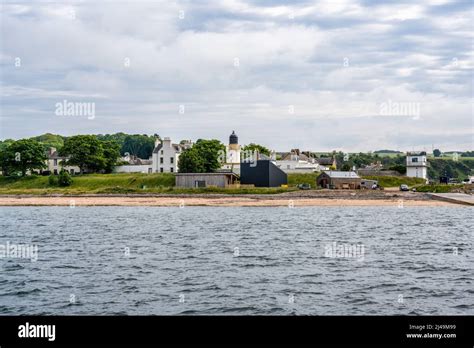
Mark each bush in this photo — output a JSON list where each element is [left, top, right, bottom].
[[415, 184, 464, 193], [389, 164, 406, 175], [48, 174, 58, 186], [58, 170, 73, 187]]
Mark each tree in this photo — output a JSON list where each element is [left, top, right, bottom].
[[241, 143, 271, 156], [102, 141, 121, 173], [0, 139, 15, 176], [433, 149, 441, 157], [341, 163, 351, 171], [121, 135, 155, 159], [7, 139, 47, 176], [31, 133, 65, 151], [178, 147, 205, 173], [58, 169, 73, 186], [61, 135, 106, 173], [389, 164, 406, 175], [178, 139, 224, 173]]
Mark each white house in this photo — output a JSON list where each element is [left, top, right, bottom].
[[276, 160, 321, 173], [43, 147, 80, 175], [406, 151, 428, 180], [115, 154, 153, 174], [275, 149, 321, 173], [151, 137, 191, 173]]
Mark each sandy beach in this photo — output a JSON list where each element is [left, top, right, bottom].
[[0, 193, 457, 207]]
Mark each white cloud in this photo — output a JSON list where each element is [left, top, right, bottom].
[[0, 0, 472, 151]]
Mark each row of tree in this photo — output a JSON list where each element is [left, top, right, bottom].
[[0, 136, 121, 176], [14, 132, 160, 159]]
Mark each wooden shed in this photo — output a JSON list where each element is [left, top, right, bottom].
[[317, 171, 361, 189], [175, 173, 239, 188]]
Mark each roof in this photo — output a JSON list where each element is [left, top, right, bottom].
[[321, 171, 360, 179], [46, 149, 67, 160], [317, 157, 334, 165], [176, 172, 238, 177], [126, 159, 152, 165], [407, 151, 427, 156], [152, 143, 162, 154], [280, 152, 310, 161], [153, 142, 185, 154]]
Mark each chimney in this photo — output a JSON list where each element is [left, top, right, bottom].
[[163, 137, 171, 147]]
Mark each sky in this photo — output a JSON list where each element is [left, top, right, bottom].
[[0, 0, 473, 152]]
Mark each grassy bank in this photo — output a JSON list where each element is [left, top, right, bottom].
[[287, 172, 320, 186], [415, 184, 467, 193], [0, 173, 296, 195], [0, 172, 457, 195], [361, 175, 425, 188]]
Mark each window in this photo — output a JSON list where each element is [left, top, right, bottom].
[[148, 168, 152, 174], [160, 157, 163, 164], [160, 168, 163, 173], [195, 180, 206, 188], [412, 158, 418, 163], [160, 150, 163, 155], [54, 169, 58, 175], [170, 167, 174, 172], [53, 159, 58, 166], [70, 169, 74, 175], [170, 157, 174, 164]]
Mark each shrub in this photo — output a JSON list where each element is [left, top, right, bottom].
[[48, 174, 58, 186], [58, 169, 73, 187], [389, 164, 406, 175]]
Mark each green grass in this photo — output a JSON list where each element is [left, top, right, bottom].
[[361, 175, 425, 188], [371, 152, 402, 158], [287, 173, 320, 186], [0, 173, 175, 194], [415, 184, 465, 193], [0, 173, 297, 195], [0, 172, 428, 194]]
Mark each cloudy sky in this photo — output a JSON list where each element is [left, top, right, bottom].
[[1, 0, 473, 151]]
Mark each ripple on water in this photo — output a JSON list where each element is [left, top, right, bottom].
[[0, 206, 472, 315]]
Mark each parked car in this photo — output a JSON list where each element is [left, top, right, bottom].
[[400, 184, 409, 191], [297, 183, 311, 190]]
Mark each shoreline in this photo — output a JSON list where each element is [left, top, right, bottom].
[[0, 194, 458, 207]]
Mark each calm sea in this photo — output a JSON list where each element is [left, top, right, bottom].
[[0, 206, 472, 315]]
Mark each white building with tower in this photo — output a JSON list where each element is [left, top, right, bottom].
[[221, 131, 241, 174], [406, 151, 428, 180]]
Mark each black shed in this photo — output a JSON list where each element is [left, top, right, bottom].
[[240, 160, 287, 187]]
